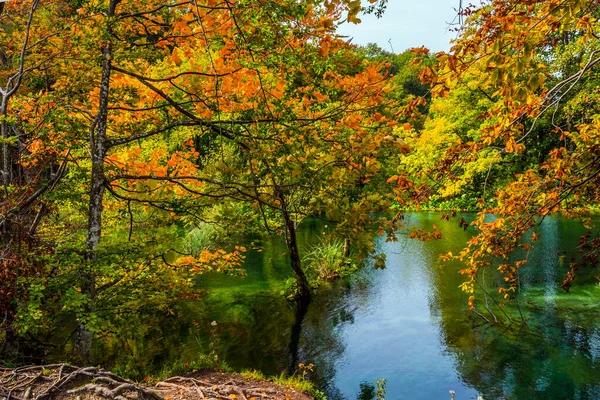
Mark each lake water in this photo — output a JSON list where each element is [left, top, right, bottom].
[[97, 212, 600, 399]]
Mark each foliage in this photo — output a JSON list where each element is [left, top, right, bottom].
[[0, 0, 414, 361], [405, 0, 600, 313], [0, 0, 75, 355], [13, 224, 246, 337], [279, 277, 302, 300], [375, 378, 387, 400]]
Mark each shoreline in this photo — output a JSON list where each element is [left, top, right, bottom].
[[0, 364, 317, 400]]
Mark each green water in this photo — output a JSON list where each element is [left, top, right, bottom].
[[97, 213, 600, 399]]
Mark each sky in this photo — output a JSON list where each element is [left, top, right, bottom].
[[336, 0, 461, 53]]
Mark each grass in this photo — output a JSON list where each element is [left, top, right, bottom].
[[241, 369, 327, 399], [183, 223, 218, 256], [112, 355, 235, 383], [302, 239, 356, 283], [111, 360, 326, 399]]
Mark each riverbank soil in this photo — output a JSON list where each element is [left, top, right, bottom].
[[0, 365, 313, 400]]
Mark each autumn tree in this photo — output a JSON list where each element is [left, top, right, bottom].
[[0, 0, 75, 357], [98, 0, 405, 301], [0, 0, 407, 361], [410, 0, 600, 318]]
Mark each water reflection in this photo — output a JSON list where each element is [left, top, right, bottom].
[[92, 213, 600, 400]]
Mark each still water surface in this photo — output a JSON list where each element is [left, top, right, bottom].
[[103, 212, 600, 399]]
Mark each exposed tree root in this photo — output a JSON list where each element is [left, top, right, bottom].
[[0, 365, 311, 400]]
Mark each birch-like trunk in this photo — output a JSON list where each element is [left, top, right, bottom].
[[343, 238, 350, 258], [76, 41, 112, 362], [1, 101, 10, 190]]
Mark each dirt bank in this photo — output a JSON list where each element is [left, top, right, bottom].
[[0, 364, 314, 400]]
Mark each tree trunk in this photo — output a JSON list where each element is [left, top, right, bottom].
[[343, 238, 350, 258], [276, 188, 311, 299], [285, 220, 311, 299], [76, 41, 112, 362], [1, 100, 14, 247], [1, 101, 11, 188]]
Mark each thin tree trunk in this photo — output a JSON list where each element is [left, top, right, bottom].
[[343, 238, 350, 258], [276, 188, 311, 299], [76, 39, 112, 362], [1, 100, 12, 246], [0, 0, 39, 189], [1, 102, 11, 189], [28, 203, 48, 236], [286, 221, 310, 299]]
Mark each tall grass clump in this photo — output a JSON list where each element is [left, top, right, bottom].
[[183, 223, 218, 256], [303, 239, 357, 284]]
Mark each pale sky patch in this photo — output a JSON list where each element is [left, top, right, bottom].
[[336, 0, 461, 53]]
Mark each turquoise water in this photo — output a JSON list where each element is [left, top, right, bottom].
[[99, 213, 600, 399]]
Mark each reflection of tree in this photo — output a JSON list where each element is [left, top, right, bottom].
[[201, 276, 361, 400], [295, 258, 377, 400], [84, 290, 295, 377], [89, 299, 210, 379], [426, 215, 600, 399], [441, 320, 600, 399], [82, 219, 360, 386], [288, 297, 310, 374], [357, 381, 376, 400], [207, 292, 295, 374]]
